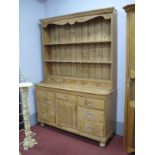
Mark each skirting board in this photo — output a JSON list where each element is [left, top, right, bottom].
[[30, 113, 124, 136], [116, 121, 124, 136]]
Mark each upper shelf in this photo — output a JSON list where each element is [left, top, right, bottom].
[[43, 40, 111, 46]]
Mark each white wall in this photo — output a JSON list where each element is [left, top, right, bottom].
[[19, 0, 45, 116], [44, 0, 135, 124]]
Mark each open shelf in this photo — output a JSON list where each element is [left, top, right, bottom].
[[43, 40, 111, 46], [44, 60, 112, 64], [43, 43, 111, 63], [42, 15, 111, 46], [41, 8, 115, 84], [44, 62, 111, 80]]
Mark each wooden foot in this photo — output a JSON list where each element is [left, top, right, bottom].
[[99, 143, 105, 147], [40, 123, 45, 127]]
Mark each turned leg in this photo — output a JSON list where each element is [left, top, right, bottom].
[[100, 143, 106, 147], [40, 123, 45, 127]]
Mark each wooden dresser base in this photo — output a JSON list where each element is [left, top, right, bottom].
[[36, 83, 116, 147]]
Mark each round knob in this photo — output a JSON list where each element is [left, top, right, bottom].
[[42, 94, 45, 97], [86, 125, 92, 131], [87, 113, 93, 118]]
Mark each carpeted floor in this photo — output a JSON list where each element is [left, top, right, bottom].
[[19, 124, 131, 155]]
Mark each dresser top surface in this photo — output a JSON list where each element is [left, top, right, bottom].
[[36, 82, 113, 95]]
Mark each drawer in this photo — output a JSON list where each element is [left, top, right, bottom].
[[56, 93, 76, 102], [78, 96, 104, 110], [78, 120, 104, 137], [37, 99, 55, 107], [78, 107, 104, 123], [36, 89, 54, 101]]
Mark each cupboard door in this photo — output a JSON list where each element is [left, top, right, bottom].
[[37, 100, 46, 122], [45, 105, 56, 124], [37, 99, 56, 124], [56, 99, 76, 128]]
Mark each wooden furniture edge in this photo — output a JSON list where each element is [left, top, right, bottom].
[[123, 3, 135, 153], [35, 83, 114, 96], [40, 7, 116, 27], [123, 4, 135, 12]]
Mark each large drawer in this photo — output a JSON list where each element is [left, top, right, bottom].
[[36, 89, 54, 101], [78, 96, 105, 110], [77, 120, 104, 137], [78, 107, 104, 123], [56, 93, 76, 102]]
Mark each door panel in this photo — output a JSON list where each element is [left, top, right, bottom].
[[56, 99, 76, 128], [37, 99, 56, 124]]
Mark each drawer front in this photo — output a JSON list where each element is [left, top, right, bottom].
[[78, 96, 104, 110], [78, 120, 104, 137], [37, 99, 55, 107], [36, 89, 54, 101], [56, 93, 76, 102], [78, 107, 104, 123]]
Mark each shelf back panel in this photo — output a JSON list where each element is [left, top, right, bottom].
[[44, 62, 111, 80], [44, 43, 111, 62], [42, 17, 111, 45]]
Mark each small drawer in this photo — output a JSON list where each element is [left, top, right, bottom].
[[37, 99, 55, 107], [56, 93, 76, 102], [78, 96, 104, 110], [77, 120, 104, 137], [78, 107, 104, 123], [36, 89, 54, 101]]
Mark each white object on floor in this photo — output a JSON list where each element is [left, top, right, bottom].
[[19, 82, 37, 150]]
